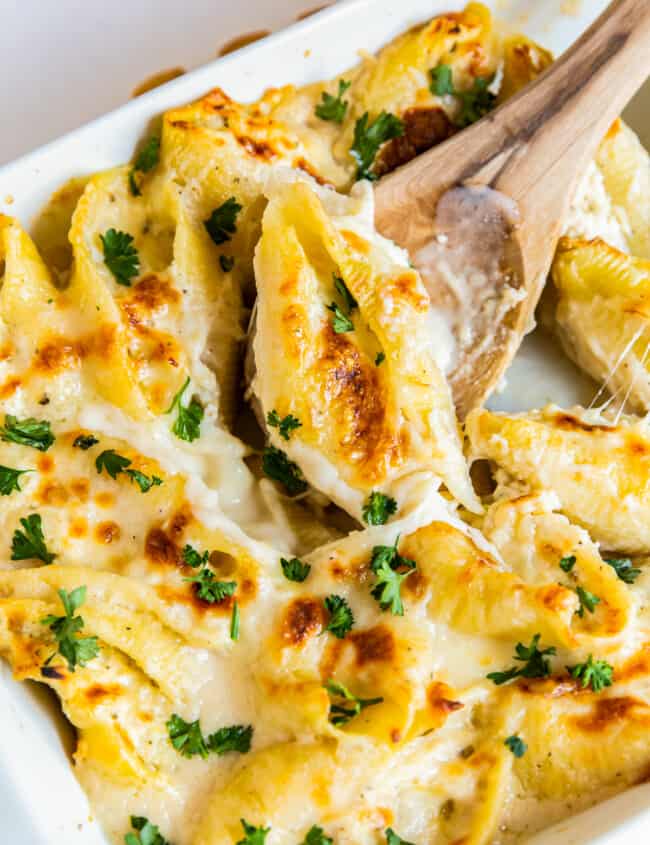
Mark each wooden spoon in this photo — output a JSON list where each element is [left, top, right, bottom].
[[374, 0, 650, 419]]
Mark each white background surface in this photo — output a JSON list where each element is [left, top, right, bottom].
[[0, 1, 649, 843]]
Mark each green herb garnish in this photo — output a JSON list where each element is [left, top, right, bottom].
[[429, 63, 496, 127], [262, 446, 307, 495], [315, 79, 351, 123], [204, 197, 242, 245], [100, 229, 140, 286], [487, 634, 556, 685], [236, 820, 270, 845], [576, 586, 600, 618], [333, 273, 357, 313], [184, 568, 236, 603], [362, 491, 397, 525], [0, 415, 54, 451], [385, 830, 415, 845], [124, 815, 170, 845], [369, 536, 416, 616], [559, 555, 576, 573], [350, 111, 404, 181], [605, 557, 641, 584], [128, 135, 161, 196], [267, 410, 302, 441], [325, 679, 383, 726], [166, 377, 204, 442], [567, 654, 613, 693], [0, 465, 30, 496], [429, 63, 454, 96], [301, 826, 333, 845], [72, 434, 99, 450], [281, 557, 311, 582], [324, 594, 354, 639], [95, 450, 162, 493], [11, 513, 56, 564], [230, 600, 240, 641], [219, 254, 235, 272], [504, 734, 527, 758], [182, 544, 209, 568], [326, 302, 354, 333], [375, 351, 386, 366], [40, 587, 99, 672]]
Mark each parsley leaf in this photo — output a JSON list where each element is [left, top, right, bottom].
[[0, 414, 54, 451], [375, 351, 386, 366], [315, 79, 351, 123], [567, 654, 613, 693], [504, 735, 527, 758], [351, 111, 404, 181], [219, 254, 235, 272], [236, 819, 270, 845], [369, 536, 416, 616], [325, 679, 383, 726], [124, 815, 170, 845], [362, 491, 397, 525], [281, 556, 311, 582], [605, 557, 641, 584], [456, 75, 496, 127], [73, 434, 99, 450], [324, 594, 354, 638], [576, 585, 600, 617], [100, 229, 140, 286], [166, 377, 204, 442], [184, 568, 237, 603], [128, 135, 161, 196], [487, 634, 556, 685], [326, 302, 354, 333], [301, 826, 333, 845], [333, 273, 357, 313], [559, 555, 576, 573], [207, 724, 253, 755], [166, 714, 209, 758], [11, 513, 56, 564], [182, 544, 209, 568], [204, 197, 242, 245], [96, 450, 162, 493], [385, 830, 415, 845], [0, 464, 30, 496], [429, 63, 454, 96], [40, 586, 99, 672], [267, 410, 302, 441], [230, 600, 240, 641], [262, 446, 307, 495]]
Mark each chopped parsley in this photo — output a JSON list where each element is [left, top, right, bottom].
[[333, 273, 357, 313], [559, 555, 576, 573], [182, 543, 209, 568], [204, 197, 242, 245], [375, 351, 386, 366], [236, 820, 270, 845], [95, 450, 162, 493], [605, 557, 641, 584], [219, 254, 235, 272], [40, 586, 99, 672], [385, 830, 415, 845], [0, 464, 30, 496], [324, 594, 354, 638], [567, 654, 613, 693], [166, 377, 204, 442], [326, 302, 354, 334], [262, 446, 308, 495], [325, 679, 383, 726], [301, 826, 333, 845], [429, 63, 496, 127], [362, 491, 397, 525], [11, 513, 56, 564], [267, 410, 302, 441], [0, 414, 54, 451], [124, 815, 170, 845], [166, 714, 252, 758], [429, 63, 454, 96], [315, 79, 351, 123], [230, 600, 240, 641], [369, 536, 417, 616], [576, 586, 600, 617], [350, 110, 404, 181], [184, 568, 236, 603], [487, 634, 556, 685], [72, 434, 99, 450], [128, 134, 161, 196], [100, 228, 140, 286], [504, 735, 527, 758], [281, 556, 311, 582]]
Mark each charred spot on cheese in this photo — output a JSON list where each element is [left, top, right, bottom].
[[374, 107, 455, 177], [427, 682, 464, 725], [349, 625, 395, 666], [552, 412, 617, 434], [282, 597, 326, 645], [95, 521, 121, 545], [145, 527, 182, 567], [84, 683, 124, 703], [572, 697, 650, 733]]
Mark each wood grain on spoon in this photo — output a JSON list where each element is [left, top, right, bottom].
[[374, 0, 650, 419]]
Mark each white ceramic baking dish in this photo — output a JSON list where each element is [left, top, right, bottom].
[[1, 0, 649, 842]]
